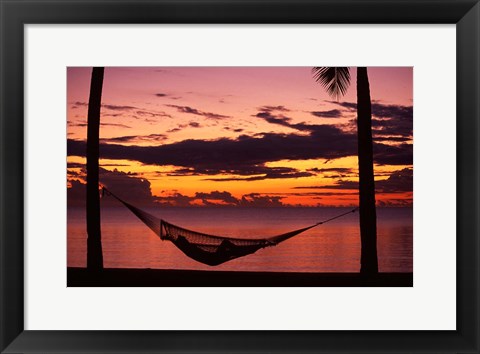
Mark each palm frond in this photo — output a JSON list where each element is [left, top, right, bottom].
[[312, 67, 351, 101]]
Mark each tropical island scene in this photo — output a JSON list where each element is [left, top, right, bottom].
[[67, 67, 413, 287]]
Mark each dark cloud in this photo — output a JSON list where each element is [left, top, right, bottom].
[[68, 125, 356, 171], [195, 191, 238, 206], [68, 121, 86, 127], [69, 132, 343, 180], [310, 109, 343, 118], [67, 170, 82, 178], [254, 109, 319, 132], [294, 168, 412, 194], [308, 167, 353, 174], [67, 179, 88, 207], [100, 168, 156, 206], [259, 105, 290, 112], [372, 117, 412, 138], [101, 133, 167, 144], [331, 101, 356, 111], [204, 167, 314, 181], [67, 162, 85, 169], [374, 143, 413, 165], [102, 104, 137, 111], [165, 167, 201, 177], [254, 111, 295, 128], [155, 93, 168, 97], [239, 193, 284, 207], [71, 102, 171, 119], [331, 101, 413, 139], [266, 191, 358, 197], [68, 121, 410, 181], [377, 198, 413, 207], [73, 101, 138, 111], [154, 190, 286, 207], [70, 102, 87, 109], [133, 110, 171, 119], [167, 165, 312, 181], [68, 121, 132, 129], [102, 113, 122, 118], [155, 192, 193, 207], [376, 168, 413, 193], [102, 123, 132, 128], [372, 103, 413, 121], [254, 105, 350, 133], [101, 136, 139, 143], [223, 127, 244, 133], [68, 167, 157, 207], [166, 104, 231, 120], [164, 121, 203, 133], [68, 108, 411, 182], [167, 128, 181, 133], [373, 136, 411, 142]]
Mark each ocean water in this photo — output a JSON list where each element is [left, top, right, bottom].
[[67, 206, 413, 273]]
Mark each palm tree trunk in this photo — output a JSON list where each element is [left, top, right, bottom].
[[86, 67, 104, 270], [356, 67, 378, 274]]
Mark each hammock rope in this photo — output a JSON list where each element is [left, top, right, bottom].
[[102, 187, 357, 266]]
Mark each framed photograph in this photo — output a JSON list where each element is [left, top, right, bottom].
[[1, 0, 478, 353]]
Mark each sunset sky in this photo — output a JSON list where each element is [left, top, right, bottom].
[[67, 67, 413, 207]]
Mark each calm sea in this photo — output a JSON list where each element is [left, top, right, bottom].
[[67, 206, 413, 273]]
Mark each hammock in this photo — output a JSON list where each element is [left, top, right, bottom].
[[102, 188, 357, 266]]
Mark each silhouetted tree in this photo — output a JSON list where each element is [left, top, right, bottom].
[[312, 67, 378, 274], [86, 67, 104, 270]]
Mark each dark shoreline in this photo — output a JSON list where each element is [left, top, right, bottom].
[[67, 267, 413, 287]]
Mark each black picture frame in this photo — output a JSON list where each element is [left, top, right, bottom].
[[1, 0, 478, 353]]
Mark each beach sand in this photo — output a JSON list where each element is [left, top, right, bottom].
[[67, 267, 413, 287]]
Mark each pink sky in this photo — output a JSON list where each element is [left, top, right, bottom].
[[67, 67, 413, 207]]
